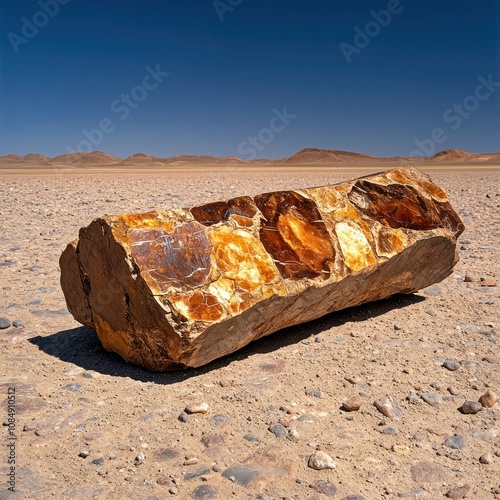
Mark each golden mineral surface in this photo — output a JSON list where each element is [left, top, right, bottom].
[[60, 167, 464, 370]]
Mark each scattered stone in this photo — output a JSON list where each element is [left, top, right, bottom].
[[443, 359, 460, 371], [464, 274, 478, 283], [448, 387, 460, 396], [0, 317, 12, 329], [135, 452, 145, 465], [444, 435, 465, 450], [406, 394, 420, 404], [218, 379, 232, 387], [374, 397, 403, 418], [268, 423, 288, 438], [478, 389, 498, 408], [184, 457, 199, 466], [201, 433, 225, 448], [342, 396, 363, 412], [222, 451, 291, 488], [424, 285, 442, 296], [78, 449, 91, 458], [308, 451, 336, 470], [382, 427, 397, 435], [178, 411, 189, 422], [420, 393, 442, 407], [445, 485, 471, 499], [392, 444, 410, 455], [480, 277, 497, 287], [287, 428, 299, 442], [210, 414, 231, 426], [185, 402, 209, 414], [153, 448, 180, 461], [91, 458, 104, 466], [63, 383, 81, 392], [311, 480, 337, 496], [297, 413, 318, 423], [185, 468, 212, 481], [430, 381, 445, 390], [12, 320, 23, 328], [460, 401, 482, 414], [479, 452, 493, 464], [305, 387, 325, 398], [410, 461, 451, 483], [243, 433, 259, 443], [191, 484, 218, 500], [345, 375, 362, 385]]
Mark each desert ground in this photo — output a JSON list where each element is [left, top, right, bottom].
[[0, 161, 499, 499]]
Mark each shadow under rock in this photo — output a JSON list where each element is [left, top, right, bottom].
[[29, 293, 424, 384]]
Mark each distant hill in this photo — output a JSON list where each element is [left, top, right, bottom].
[[432, 149, 471, 161], [23, 153, 50, 163], [49, 151, 121, 165], [278, 148, 379, 164], [1, 148, 499, 168], [432, 149, 500, 163]]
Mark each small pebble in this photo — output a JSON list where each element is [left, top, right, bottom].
[[460, 401, 482, 414], [478, 389, 498, 408], [444, 435, 465, 450], [268, 423, 288, 438], [479, 452, 493, 464], [308, 451, 336, 470], [311, 479, 337, 496], [373, 397, 403, 419], [78, 449, 91, 458], [343, 396, 363, 412], [480, 277, 497, 287], [445, 484, 471, 499], [135, 452, 145, 465], [12, 319, 23, 328], [443, 359, 460, 371], [287, 427, 299, 442], [178, 411, 189, 422], [0, 317, 12, 329], [185, 402, 209, 414]]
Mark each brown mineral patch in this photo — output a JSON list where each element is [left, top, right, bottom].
[[191, 196, 257, 226], [255, 190, 334, 280], [349, 180, 463, 232], [129, 221, 212, 293], [169, 290, 224, 323]]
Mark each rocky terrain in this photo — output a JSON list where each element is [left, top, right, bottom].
[[0, 166, 499, 499]]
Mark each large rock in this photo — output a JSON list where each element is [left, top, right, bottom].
[[60, 167, 464, 370]]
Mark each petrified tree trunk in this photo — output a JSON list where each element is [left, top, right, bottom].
[[60, 167, 464, 370]]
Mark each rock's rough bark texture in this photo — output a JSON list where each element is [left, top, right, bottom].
[[60, 167, 464, 370]]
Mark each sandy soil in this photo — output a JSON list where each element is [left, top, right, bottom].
[[0, 166, 499, 500]]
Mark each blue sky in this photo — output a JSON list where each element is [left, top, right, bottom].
[[0, 0, 499, 159]]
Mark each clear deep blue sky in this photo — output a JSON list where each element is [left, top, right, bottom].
[[0, 0, 499, 159]]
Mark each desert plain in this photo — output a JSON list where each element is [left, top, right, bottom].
[[0, 149, 499, 499]]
